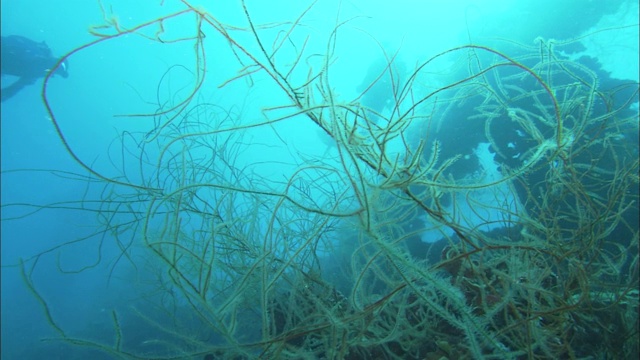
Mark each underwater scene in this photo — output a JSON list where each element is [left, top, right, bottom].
[[1, 0, 639, 359]]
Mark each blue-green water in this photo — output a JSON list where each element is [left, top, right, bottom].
[[2, 1, 638, 359]]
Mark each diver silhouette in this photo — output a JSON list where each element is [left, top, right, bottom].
[[1, 35, 69, 102]]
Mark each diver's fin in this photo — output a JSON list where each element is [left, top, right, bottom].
[[1, 77, 34, 102]]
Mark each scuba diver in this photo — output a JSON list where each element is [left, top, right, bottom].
[[1, 35, 69, 102]]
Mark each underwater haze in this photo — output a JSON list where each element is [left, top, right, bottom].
[[1, 0, 639, 359]]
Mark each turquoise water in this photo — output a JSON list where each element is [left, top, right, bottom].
[[2, 1, 638, 359]]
